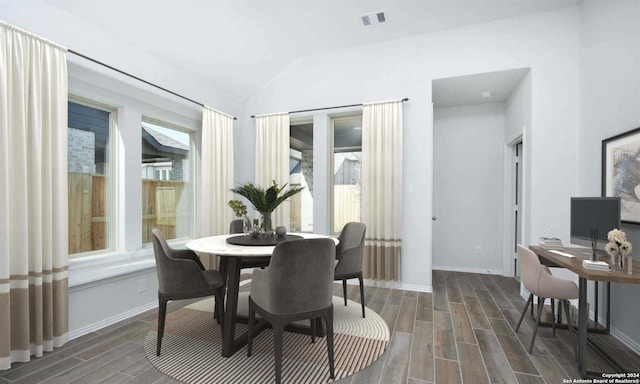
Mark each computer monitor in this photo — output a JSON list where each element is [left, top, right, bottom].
[[570, 197, 621, 250]]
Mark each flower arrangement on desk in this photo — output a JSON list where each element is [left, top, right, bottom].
[[605, 228, 632, 269], [230, 181, 304, 234]]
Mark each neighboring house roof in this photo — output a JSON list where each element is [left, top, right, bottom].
[[290, 162, 302, 174], [142, 124, 188, 157]]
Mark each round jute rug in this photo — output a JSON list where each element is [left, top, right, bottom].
[[144, 294, 389, 384]]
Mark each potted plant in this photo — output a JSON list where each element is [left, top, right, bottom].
[[230, 181, 304, 234]]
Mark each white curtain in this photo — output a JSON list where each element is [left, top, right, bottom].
[[0, 21, 69, 370], [254, 113, 290, 228], [198, 107, 234, 268], [362, 101, 403, 281]]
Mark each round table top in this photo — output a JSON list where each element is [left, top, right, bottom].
[[185, 233, 338, 257]]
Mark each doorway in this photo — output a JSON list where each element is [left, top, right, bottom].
[[431, 68, 530, 275], [512, 140, 523, 277]]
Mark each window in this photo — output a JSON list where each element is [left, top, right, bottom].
[[68, 100, 114, 255], [141, 121, 192, 243], [289, 121, 314, 232], [332, 115, 362, 233]]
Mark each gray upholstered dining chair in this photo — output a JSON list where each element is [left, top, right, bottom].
[[334, 222, 367, 318], [152, 228, 225, 356], [247, 238, 336, 384], [515, 244, 579, 353], [229, 218, 244, 234], [229, 218, 260, 234]]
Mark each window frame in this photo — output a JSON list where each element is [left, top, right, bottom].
[[289, 117, 315, 233], [330, 113, 363, 235], [141, 116, 196, 244], [68, 94, 118, 258]]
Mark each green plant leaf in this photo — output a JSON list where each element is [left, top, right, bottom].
[[230, 181, 304, 213]]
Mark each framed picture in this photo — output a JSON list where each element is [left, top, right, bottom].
[[602, 126, 640, 224]]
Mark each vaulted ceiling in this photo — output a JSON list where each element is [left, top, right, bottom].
[[44, 0, 580, 100]]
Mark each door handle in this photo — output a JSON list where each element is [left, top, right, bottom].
[[432, 217, 437, 221]]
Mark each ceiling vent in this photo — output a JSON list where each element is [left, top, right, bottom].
[[361, 11, 386, 26]]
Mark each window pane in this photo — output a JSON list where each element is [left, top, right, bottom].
[[290, 123, 314, 232], [142, 122, 191, 242], [333, 116, 362, 233], [68, 101, 111, 254]]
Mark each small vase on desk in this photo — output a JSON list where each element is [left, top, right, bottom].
[[626, 255, 633, 274], [610, 253, 618, 270]]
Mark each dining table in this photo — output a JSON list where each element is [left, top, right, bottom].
[[186, 232, 338, 358]]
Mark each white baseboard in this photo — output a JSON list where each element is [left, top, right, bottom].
[[342, 278, 432, 293], [595, 313, 640, 355], [432, 265, 503, 275], [609, 327, 640, 355], [68, 301, 157, 341], [396, 283, 433, 293]]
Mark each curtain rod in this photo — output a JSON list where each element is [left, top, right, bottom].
[[68, 49, 237, 120], [250, 97, 409, 118]]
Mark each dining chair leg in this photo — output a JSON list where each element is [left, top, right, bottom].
[[343, 279, 348, 306], [273, 322, 284, 384], [358, 274, 366, 318], [529, 297, 546, 353], [247, 304, 255, 357], [516, 294, 533, 332], [551, 298, 556, 336], [310, 319, 316, 344], [157, 296, 168, 356], [325, 306, 335, 379]]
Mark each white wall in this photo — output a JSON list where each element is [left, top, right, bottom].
[[242, 7, 582, 290], [505, 72, 532, 145], [0, 0, 241, 116], [579, 0, 640, 350], [432, 103, 506, 272]]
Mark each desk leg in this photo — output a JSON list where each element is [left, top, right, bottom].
[[578, 277, 588, 377], [606, 282, 611, 333], [222, 257, 240, 357]]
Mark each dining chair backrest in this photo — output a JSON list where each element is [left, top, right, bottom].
[[251, 238, 335, 315], [152, 228, 209, 294], [230, 219, 243, 234], [335, 222, 366, 276], [229, 218, 258, 234]]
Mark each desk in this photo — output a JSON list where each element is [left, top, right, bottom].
[[186, 233, 337, 357], [530, 246, 640, 378]]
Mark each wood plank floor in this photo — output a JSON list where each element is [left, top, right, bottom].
[[2, 270, 639, 383]]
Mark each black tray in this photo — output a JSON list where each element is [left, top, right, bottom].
[[226, 234, 303, 246]]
